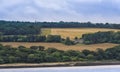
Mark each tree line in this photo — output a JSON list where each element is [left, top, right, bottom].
[[0, 44, 120, 64], [0, 20, 120, 35], [0, 35, 74, 45], [0, 20, 41, 35], [1, 31, 120, 45], [82, 31, 120, 44]]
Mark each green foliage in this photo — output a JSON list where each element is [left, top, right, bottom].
[[82, 50, 92, 56], [96, 48, 106, 60], [27, 54, 37, 63], [45, 55, 58, 62], [46, 35, 61, 42], [62, 56, 71, 62], [1, 20, 120, 30], [8, 56, 16, 63], [0, 21, 41, 35], [63, 37, 74, 45], [82, 31, 120, 44], [0, 43, 120, 64], [86, 54, 95, 60], [0, 58, 4, 64], [0, 35, 46, 42], [46, 48, 58, 54], [64, 50, 80, 57], [0, 35, 62, 43]]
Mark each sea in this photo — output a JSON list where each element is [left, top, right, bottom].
[[0, 65, 120, 72]]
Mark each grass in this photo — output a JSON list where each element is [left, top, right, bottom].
[[0, 42, 118, 51], [42, 28, 120, 39], [41, 28, 51, 36]]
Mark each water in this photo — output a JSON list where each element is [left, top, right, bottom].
[[0, 65, 120, 72]]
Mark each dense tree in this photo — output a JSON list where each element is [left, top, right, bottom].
[[86, 54, 95, 60], [46, 48, 58, 54], [0, 21, 41, 35], [63, 37, 74, 45], [46, 35, 61, 42], [82, 50, 92, 56], [0, 44, 120, 64], [8, 56, 16, 63], [0, 20, 120, 36], [0, 35, 45, 42], [82, 31, 120, 44], [0, 58, 4, 64], [62, 56, 71, 62], [0, 35, 75, 45]]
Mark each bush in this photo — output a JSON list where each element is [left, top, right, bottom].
[[8, 56, 16, 63], [46, 48, 58, 54], [0, 58, 4, 64], [46, 35, 61, 42], [86, 54, 95, 60], [63, 37, 74, 45], [62, 56, 71, 62]]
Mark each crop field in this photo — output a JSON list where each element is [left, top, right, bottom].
[[0, 42, 118, 51], [41, 28, 120, 39]]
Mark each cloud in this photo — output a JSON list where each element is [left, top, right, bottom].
[[70, 0, 119, 14], [34, 0, 68, 10], [71, 0, 102, 3], [0, 0, 120, 23]]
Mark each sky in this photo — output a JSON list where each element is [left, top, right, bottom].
[[0, 0, 120, 23]]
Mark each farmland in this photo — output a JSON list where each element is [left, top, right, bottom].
[[1, 28, 120, 51], [41, 28, 120, 39], [0, 42, 118, 51], [0, 21, 120, 64]]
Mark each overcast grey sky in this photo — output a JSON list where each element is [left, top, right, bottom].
[[0, 0, 120, 23]]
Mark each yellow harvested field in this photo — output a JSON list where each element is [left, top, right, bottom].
[[0, 42, 119, 51], [41, 28, 51, 36], [42, 28, 120, 39]]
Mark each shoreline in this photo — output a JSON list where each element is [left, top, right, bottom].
[[1, 61, 120, 69]]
